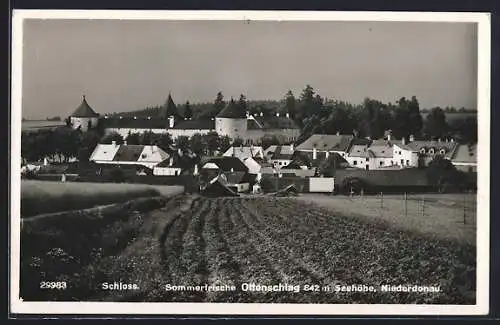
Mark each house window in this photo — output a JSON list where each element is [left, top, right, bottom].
[[366, 158, 369, 162], [380, 161, 384, 166], [400, 159, 404, 165], [399, 151, 401, 155], [440, 149, 446, 155], [420, 148, 426, 154], [428, 148, 435, 155], [406, 160, 410, 166], [353, 161, 357, 165]]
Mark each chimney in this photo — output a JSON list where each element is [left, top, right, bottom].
[[169, 157, 173, 166], [387, 134, 391, 141], [260, 112, 263, 117], [124, 140, 127, 145], [325, 151, 330, 159], [336, 131, 340, 136], [402, 137, 406, 145], [112, 140, 116, 146], [231, 168, 234, 173], [168, 115, 175, 128], [450, 138, 454, 143], [276, 112, 280, 117], [286, 112, 290, 118], [178, 148, 182, 156], [409, 134, 415, 142], [290, 143, 294, 152], [313, 147, 317, 160]]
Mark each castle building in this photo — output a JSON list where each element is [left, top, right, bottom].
[[69, 95, 100, 131], [68, 94, 300, 144]]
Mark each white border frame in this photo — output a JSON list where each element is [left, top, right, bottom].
[[10, 10, 491, 316]]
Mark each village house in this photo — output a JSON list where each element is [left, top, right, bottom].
[[392, 136, 459, 168], [89, 142, 169, 169], [264, 144, 295, 169], [296, 133, 370, 161], [222, 145, 265, 161], [153, 150, 196, 176]]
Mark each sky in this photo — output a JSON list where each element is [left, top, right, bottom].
[[20, 19, 478, 119]]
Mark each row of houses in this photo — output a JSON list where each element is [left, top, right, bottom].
[[87, 131, 477, 185]]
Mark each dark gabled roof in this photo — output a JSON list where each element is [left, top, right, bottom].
[[296, 134, 355, 152], [216, 99, 247, 118], [201, 156, 249, 173], [101, 117, 169, 129], [265, 145, 294, 160], [253, 116, 298, 129], [221, 171, 247, 184], [156, 153, 195, 169], [71, 95, 99, 117], [203, 177, 240, 197], [247, 119, 262, 130], [113, 145, 144, 161], [173, 118, 215, 130]]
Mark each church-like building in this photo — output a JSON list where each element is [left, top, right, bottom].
[[68, 94, 300, 144]]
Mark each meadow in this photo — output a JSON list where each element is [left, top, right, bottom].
[[296, 193, 477, 245], [20, 180, 183, 217]]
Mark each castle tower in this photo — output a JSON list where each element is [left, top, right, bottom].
[[215, 98, 247, 140], [69, 95, 100, 131]]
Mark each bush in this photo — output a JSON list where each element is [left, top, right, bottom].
[[109, 169, 125, 183]]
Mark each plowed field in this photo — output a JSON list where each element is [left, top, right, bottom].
[[21, 195, 475, 304]]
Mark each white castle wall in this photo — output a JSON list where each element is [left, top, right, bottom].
[[70, 117, 99, 131], [215, 117, 247, 139], [104, 127, 215, 139]]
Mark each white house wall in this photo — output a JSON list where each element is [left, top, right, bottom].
[[153, 167, 182, 176], [393, 145, 419, 168], [92, 160, 159, 169]]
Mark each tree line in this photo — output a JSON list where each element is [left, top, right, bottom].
[[111, 85, 477, 145]]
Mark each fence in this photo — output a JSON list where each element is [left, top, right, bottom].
[[348, 191, 477, 225]]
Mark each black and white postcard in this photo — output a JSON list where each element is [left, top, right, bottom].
[[10, 10, 491, 316]]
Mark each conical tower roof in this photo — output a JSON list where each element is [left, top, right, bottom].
[[71, 95, 99, 117], [216, 98, 247, 118]]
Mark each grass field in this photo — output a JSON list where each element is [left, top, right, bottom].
[[20, 195, 475, 304], [21, 180, 184, 218], [296, 193, 477, 246]]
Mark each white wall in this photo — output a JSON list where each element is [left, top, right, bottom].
[[71, 117, 99, 131], [92, 160, 159, 169], [271, 159, 291, 169], [215, 117, 247, 139], [393, 145, 419, 168], [309, 177, 335, 192], [104, 127, 214, 139], [153, 167, 182, 176]]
